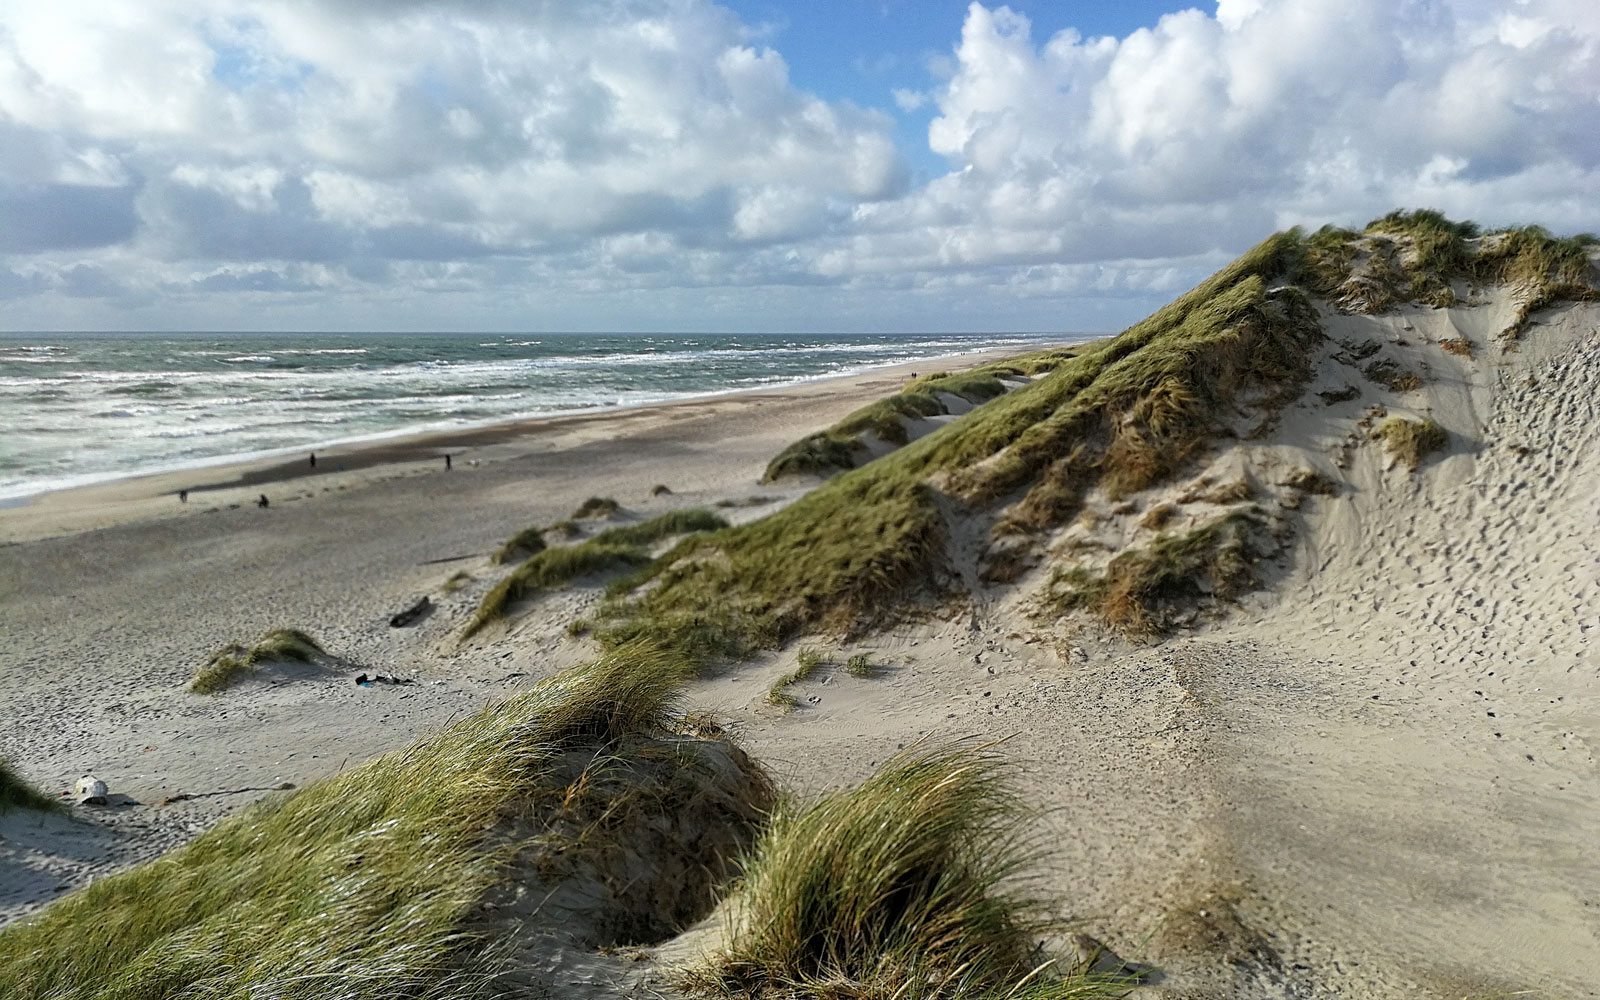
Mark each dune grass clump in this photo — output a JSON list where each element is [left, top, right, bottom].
[[468, 510, 729, 636], [681, 741, 1116, 1000], [0, 758, 60, 815], [187, 628, 323, 694], [590, 508, 728, 548], [1375, 417, 1448, 471], [573, 496, 620, 519], [492, 525, 548, 565], [1, 646, 772, 1000], [1049, 511, 1269, 633], [470, 544, 651, 635], [844, 653, 874, 678]]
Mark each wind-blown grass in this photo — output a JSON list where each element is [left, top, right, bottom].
[[187, 628, 324, 694], [680, 740, 1119, 1000], [492, 526, 548, 565], [0, 645, 770, 1000], [601, 232, 1317, 663], [762, 348, 1089, 482], [468, 510, 729, 636], [0, 758, 60, 815]]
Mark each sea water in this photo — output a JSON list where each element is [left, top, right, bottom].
[[0, 331, 1083, 500]]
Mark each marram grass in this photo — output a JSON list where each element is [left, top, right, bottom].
[[763, 347, 1088, 483], [679, 740, 1123, 1000], [0, 643, 735, 1000], [468, 509, 729, 636], [186, 627, 324, 694], [0, 757, 61, 815]]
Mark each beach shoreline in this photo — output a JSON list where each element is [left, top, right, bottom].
[[0, 343, 1067, 545]]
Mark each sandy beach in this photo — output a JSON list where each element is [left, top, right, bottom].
[[0, 346, 1047, 912]]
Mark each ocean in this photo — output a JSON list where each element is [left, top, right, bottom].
[[0, 331, 1082, 501]]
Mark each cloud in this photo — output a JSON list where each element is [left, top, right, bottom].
[[0, 0, 1595, 332]]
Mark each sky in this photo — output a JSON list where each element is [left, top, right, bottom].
[[0, 0, 1596, 334]]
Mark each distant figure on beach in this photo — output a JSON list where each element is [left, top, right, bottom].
[[257, 494, 269, 508], [309, 452, 316, 469], [178, 489, 187, 503], [445, 454, 452, 470]]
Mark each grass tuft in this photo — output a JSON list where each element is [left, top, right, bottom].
[[0, 758, 61, 815], [187, 628, 324, 694], [680, 740, 1117, 1000], [492, 526, 548, 565], [845, 653, 874, 678], [1375, 417, 1448, 471], [573, 496, 621, 519], [468, 510, 728, 636]]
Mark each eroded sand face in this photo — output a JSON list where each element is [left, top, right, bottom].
[[3, 316, 1597, 998]]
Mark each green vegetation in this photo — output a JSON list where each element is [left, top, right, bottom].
[[0, 647, 773, 1000], [492, 525, 548, 565], [845, 653, 874, 678], [762, 347, 1089, 483], [716, 495, 780, 508], [441, 570, 473, 593], [468, 510, 729, 636], [680, 741, 1117, 1000], [187, 628, 323, 694], [594, 231, 1319, 664], [1048, 511, 1270, 634], [1375, 417, 1448, 471], [1295, 211, 1598, 331], [471, 543, 651, 635], [549, 518, 582, 538], [0, 758, 60, 815], [590, 508, 728, 548], [572, 496, 620, 519]]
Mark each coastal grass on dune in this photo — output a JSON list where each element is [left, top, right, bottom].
[[187, 627, 324, 694], [602, 231, 1318, 658], [468, 509, 729, 636], [0, 758, 61, 815], [680, 740, 1120, 1000], [762, 347, 1088, 483], [0, 644, 747, 1000], [492, 525, 548, 565], [1047, 510, 1269, 634]]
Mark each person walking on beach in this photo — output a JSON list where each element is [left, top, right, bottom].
[[178, 489, 187, 503], [257, 494, 270, 508], [309, 452, 316, 469], [445, 454, 452, 470]]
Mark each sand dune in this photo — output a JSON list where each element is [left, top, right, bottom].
[[2, 221, 1596, 998]]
